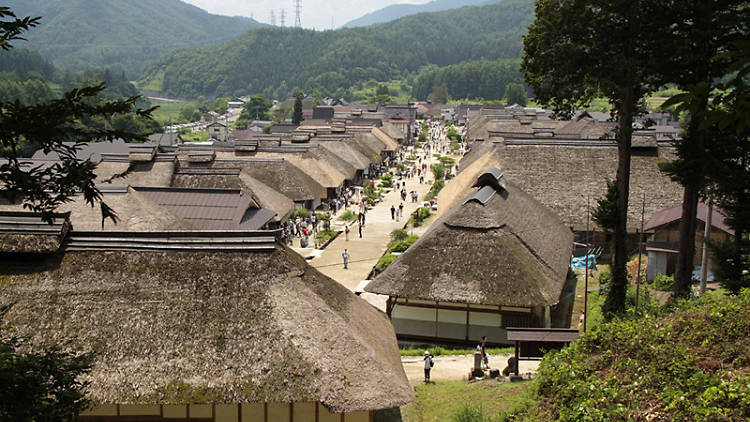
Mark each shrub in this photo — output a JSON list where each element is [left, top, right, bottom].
[[338, 210, 357, 222], [388, 235, 419, 253], [412, 207, 432, 227], [598, 267, 612, 287], [431, 162, 446, 180], [376, 253, 397, 271], [654, 273, 674, 291], [451, 405, 490, 422], [389, 229, 409, 243], [291, 208, 309, 219]]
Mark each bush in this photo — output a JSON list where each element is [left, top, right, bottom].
[[654, 273, 674, 291], [338, 210, 357, 222], [388, 235, 419, 253], [291, 208, 309, 219], [389, 229, 409, 243], [451, 405, 490, 422], [412, 207, 432, 227], [315, 229, 336, 243], [517, 290, 750, 421], [376, 253, 398, 271], [431, 162, 446, 181], [598, 267, 612, 287], [317, 212, 331, 231]]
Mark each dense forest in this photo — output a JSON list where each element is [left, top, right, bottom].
[[4, 0, 262, 78], [141, 0, 534, 100], [0, 49, 56, 104], [411, 59, 524, 101]]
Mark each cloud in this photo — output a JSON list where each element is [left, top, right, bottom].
[[182, 0, 427, 29]]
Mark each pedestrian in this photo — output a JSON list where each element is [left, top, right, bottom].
[[358, 222, 363, 238], [345, 225, 350, 241], [395, 207, 400, 221], [390, 205, 395, 220], [342, 249, 349, 269], [480, 336, 489, 369], [361, 212, 366, 226], [424, 350, 434, 383], [399, 203, 404, 218]]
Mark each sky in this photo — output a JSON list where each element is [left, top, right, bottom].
[[182, 0, 428, 30]]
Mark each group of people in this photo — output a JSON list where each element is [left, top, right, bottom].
[[281, 213, 319, 246]]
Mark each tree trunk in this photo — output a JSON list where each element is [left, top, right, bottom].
[[674, 184, 699, 298], [604, 87, 634, 317]]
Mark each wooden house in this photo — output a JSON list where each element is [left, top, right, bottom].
[[0, 218, 413, 422], [365, 168, 575, 345]]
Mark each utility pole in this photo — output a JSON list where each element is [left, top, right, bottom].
[[635, 193, 645, 313], [583, 196, 590, 333], [700, 201, 713, 295], [280, 9, 285, 27], [269, 10, 276, 26], [294, 0, 302, 28]]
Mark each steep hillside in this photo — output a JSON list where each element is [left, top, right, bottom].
[[510, 291, 750, 421], [4, 0, 263, 78], [342, 0, 500, 28], [141, 0, 534, 99]]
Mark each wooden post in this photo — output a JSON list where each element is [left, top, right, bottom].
[[465, 304, 470, 341], [583, 197, 590, 332], [434, 302, 439, 339], [514, 340, 520, 375]]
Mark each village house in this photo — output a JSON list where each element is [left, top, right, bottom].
[[645, 203, 735, 282], [365, 168, 575, 345], [0, 213, 413, 422], [207, 121, 229, 141]]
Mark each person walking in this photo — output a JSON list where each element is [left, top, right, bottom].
[[342, 249, 350, 269], [345, 225, 350, 241], [480, 336, 489, 369], [358, 222, 363, 238], [390, 205, 396, 220], [399, 203, 404, 219], [424, 351, 434, 383]]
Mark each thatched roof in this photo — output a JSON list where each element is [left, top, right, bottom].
[[366, 170, 573, 307], [380, 123, 406, 141], [455, 137, 683, 230], [212, 159, 324, 203], [0, 188, 195, 232], [0, 211, 70, 254], [315, 141, 372, 172], [307, 145, 358, 180], [371, 127, 400, 151], [349, 133, 384, 162], [94, 161, 175, 187], [0, 245, 412, 411], [237, 173, 295, 223]]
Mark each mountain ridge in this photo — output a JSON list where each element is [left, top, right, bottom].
[[342, 0, 500, 28], [3, 0, 264, 78]]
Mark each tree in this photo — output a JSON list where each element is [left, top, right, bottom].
[[429, 84, 449, 104], [651, 1, 749, 298], [179, 103, 199, 122], [522, 0, 664, 317], [370, 84, 392, 103], [0, 305, 93, 421], [235, 94, 271, 129], [503, 83, 527, 106], [0, 7, 153, 223], [663, 40, 750, 293], [292, 91, 304, 125]]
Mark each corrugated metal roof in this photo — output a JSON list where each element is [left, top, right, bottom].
[[644, 202, 734, 235], [132, 187, 275, 230]]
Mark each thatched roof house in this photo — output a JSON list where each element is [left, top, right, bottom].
[[365, 168, 575, 344], [0, 230, 413, 420]]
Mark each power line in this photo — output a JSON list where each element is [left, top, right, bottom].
[[269, 10, 276, 26], [279, 9, 285, 27]]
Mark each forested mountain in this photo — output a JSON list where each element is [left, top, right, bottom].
[[142, 0, 534, 100], [342, 0, 499, 28], [4, 0, 263, 78], [411, 59, 524, 101], [0, 48, 57, 104]]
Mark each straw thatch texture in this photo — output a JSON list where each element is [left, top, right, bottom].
[[500, 144, 682, 230], [439, 145, 503, 217], [0, 247, 413, 412], [172, 172, 245, 191], [350, 133, 385, 160], [95, 162, 175, 187], [0, 189, 194, 231], [308, 145, 358, 180], [380, 123, 406, 142], [212, 160, 324, 203], [371, 127, 400, 151], [0, 234, 61, 254], [316, 141, 371, 172], [366, 180, 573, 307], [235, 173, 294, 223]]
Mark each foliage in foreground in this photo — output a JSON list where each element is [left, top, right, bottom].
[[0, 306, 93, 421], [508, 290, 750, 421]]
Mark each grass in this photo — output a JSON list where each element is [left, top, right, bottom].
[[402, 380, 531, 422], [348, 79, 414, 104], [400, 345, 514, 357], [151, 99, 192, 125], [180, 131, 209, 143], [337, 210, 357, 222], [137, 70, 165, 92]]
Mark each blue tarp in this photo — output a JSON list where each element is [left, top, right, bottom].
[[571, 254, 598, 269]]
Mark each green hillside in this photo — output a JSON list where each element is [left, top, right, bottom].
[[141, 0, 534, 99], [4, 0, 262, 78], [505, 290, 750, 421]]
